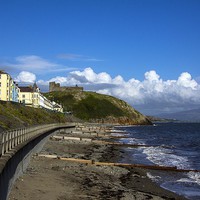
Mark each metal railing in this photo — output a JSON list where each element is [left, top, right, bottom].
[[0, 123, 69, 157]]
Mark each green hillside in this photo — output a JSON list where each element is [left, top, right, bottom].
[[44, 91, 152, 125], [0, 91, 151, 132], [0, 101, 68, 132]]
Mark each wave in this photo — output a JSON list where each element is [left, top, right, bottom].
[[110, 129, 127, 133], [142, 146, 191, 169], [174, 172, 200, 186], [119, 137, 146, 145]]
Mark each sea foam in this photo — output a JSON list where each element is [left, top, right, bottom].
[[142, 146, 190, 169]]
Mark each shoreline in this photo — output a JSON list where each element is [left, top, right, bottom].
[[8, 125, 187, 200]]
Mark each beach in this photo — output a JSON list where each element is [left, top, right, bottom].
[[8, 125, 187, 200]]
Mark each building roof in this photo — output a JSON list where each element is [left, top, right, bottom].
[[19, 86, 33, 92], [0, 70, 8, 75]]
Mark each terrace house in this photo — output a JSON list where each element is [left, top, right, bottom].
[[0, 71, 19, 102], [18, 83, 40, 108]]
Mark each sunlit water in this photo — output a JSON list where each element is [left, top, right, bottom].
[[114, 123, 200, 200]]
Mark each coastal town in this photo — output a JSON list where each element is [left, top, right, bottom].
[[0, 70, 63, 113]]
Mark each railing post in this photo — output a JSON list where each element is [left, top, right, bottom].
[[2, 133, 6, 156], [7, 132, 10, 152], [23, 128, 25, 142], [5, 132, 9, 153], [17, 129, 20, 145], [11, 131, 14, 148], [0, 132, 4, 156], [19, 129, 22, 144], [14, 130, 17, 146], [25, 128, 28, 140], [22, 128, 24, 142], [8, 131, 12, 151], [17, 129, 20, 144]]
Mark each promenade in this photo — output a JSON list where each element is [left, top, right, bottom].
[[8, 124, 186, 200]]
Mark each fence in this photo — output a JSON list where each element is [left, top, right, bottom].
[[0, 123, 72, 157]]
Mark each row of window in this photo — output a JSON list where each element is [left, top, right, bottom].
[[0, 74, 10, 79], [0, 82, 13, 87], [21, 94, 39, 98], [0, 97, 9, 100]]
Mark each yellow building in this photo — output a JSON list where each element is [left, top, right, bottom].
[[0, 70, 19, 102], [0, 71, 63, 113], [18, 83, 40, 108], [18, 86, 34, 106]]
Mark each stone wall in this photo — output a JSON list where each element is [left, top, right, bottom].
[[0, 125, 75, 200], [49, 82, 83, 92]]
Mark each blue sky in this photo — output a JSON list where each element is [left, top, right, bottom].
[[1, 0, 200, 115]]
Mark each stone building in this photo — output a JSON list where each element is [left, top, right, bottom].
[[49, 82, 83, 92]]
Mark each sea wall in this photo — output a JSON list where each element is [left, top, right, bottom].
[[0, 126, 75, 200]]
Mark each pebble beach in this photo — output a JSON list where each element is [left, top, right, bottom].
[[9, 124, 187, 200]]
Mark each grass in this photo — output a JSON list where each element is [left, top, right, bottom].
[[73, 95, 125, 120], [43, 91, 151, 125], [0, 90, 151, 132], [0, 100, 67, 131]]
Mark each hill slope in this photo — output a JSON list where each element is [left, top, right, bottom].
[[44, 91, 152, 125], [0, 101, 68, 132]]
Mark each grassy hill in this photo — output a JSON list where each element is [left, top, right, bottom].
[[0, 91, 151, 132], [44, 91, 152, 125], [0, 101, 68, 132]]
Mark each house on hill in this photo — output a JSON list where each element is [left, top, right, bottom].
[[0, 70, 19, 102], [0, 70, 63, 113], [19, 83, 63, 112], [18, 83, 40, 108]]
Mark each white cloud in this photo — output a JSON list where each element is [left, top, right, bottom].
[[15, 71, 36, 83], [145, 70, 160, 82], [1, 55, 75, 73], [15, 55, 57, 69], [177, 72, 198, 89], [70, 68, 112, 83], [16, 67, 200, 115]]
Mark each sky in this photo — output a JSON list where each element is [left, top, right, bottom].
[[0, 0, 200, 115]]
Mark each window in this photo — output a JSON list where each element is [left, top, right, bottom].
[[0, 74, 1, 79], [0, 82, 1, 87], [22, 94, 25, 98]]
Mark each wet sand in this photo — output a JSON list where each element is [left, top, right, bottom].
[[9, 126, 187, 200]]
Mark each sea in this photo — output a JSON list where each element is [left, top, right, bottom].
[[113, 122, 200, 200]]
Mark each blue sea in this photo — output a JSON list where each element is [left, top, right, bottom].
[[113, 123, 200, 200]]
